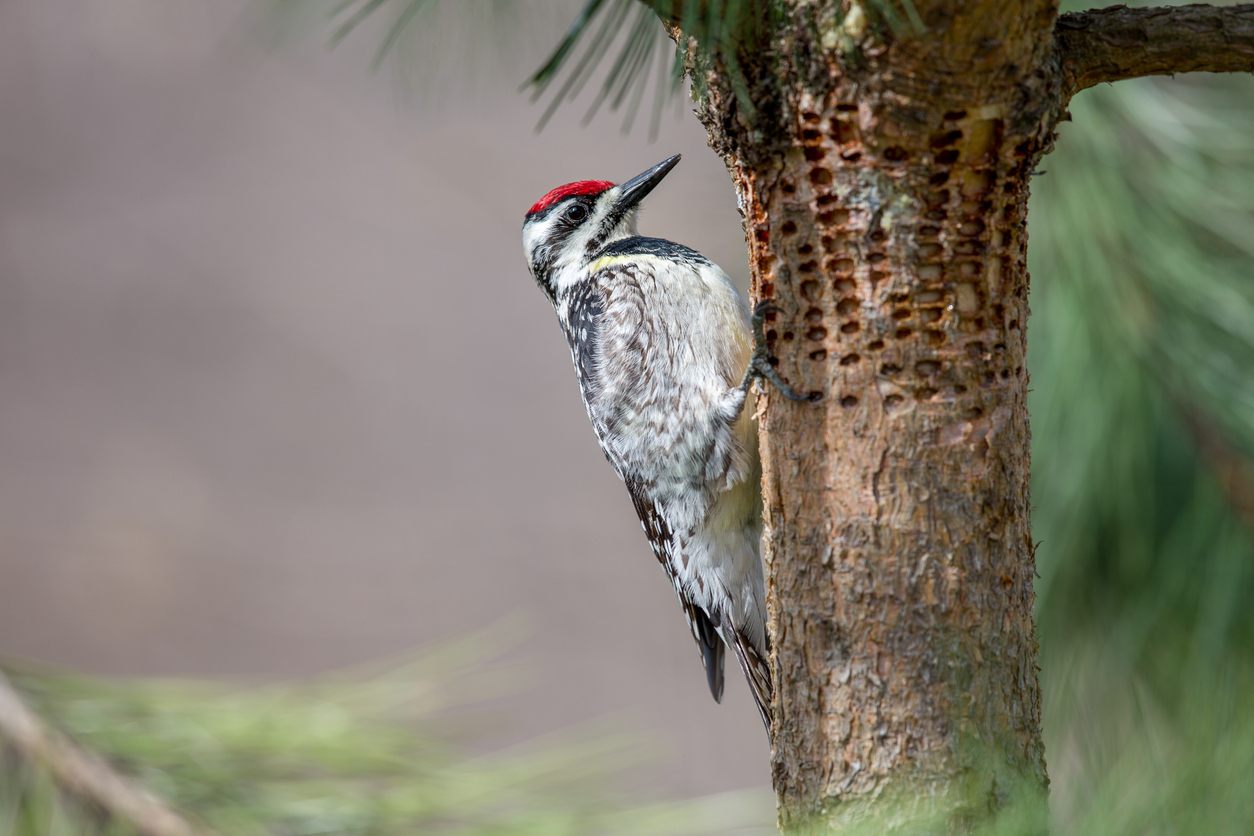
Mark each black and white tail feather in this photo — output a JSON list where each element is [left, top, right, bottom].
[[727, 617, 772, 729]]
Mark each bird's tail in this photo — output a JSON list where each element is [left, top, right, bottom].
[[726, 617, 772, 732]]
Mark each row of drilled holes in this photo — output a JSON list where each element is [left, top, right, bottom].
[[782, 108, 1026, 412], [803, 109, 971, 165], [811, 256, 1026, 411]]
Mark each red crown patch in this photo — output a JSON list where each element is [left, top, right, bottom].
[[527, 180, 614, 216]]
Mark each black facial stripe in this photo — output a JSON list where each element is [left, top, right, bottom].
[[584, 208, 622, 256], [524, 203, 558, 223], [524, 194, 597, 224]]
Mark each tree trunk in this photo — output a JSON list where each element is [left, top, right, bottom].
[[736, 15, 1056, 830], [742, 112, 1048, 828], [694, 2, 1061, 826], [656, 0, 1254, 829]]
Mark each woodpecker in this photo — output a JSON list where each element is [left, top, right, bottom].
[[521, 154, 807, 728]]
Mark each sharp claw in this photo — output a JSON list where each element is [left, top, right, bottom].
[[755, 358, 813, 402], [745, 300, 821, 403]]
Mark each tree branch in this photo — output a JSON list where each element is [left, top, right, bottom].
[[0, 669, 201, 836], [1056, 4, 1254, 97]]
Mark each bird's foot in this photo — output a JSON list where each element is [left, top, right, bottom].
[[741, 301, 821, 402]]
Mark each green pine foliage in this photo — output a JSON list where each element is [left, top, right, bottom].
[[1, 643, 774, 835], [1030, 71, 1254, 834], [316, 0, 920, 134], [1031, 75, 1254, 653]]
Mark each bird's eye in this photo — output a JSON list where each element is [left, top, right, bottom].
[[564, 203, 588, 223]]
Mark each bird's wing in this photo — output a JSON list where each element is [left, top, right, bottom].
[[624, 476, 725, 703], [573, 261, 728, 703], [562, 278, 605, 407]]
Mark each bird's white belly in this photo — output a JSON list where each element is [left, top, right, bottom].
[[672, 471, 766, 648]]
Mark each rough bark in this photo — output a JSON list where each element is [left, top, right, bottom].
[[658, 0, 1253, 830]]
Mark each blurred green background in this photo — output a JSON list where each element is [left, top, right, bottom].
[[1031, 70, 1254, 833], [2, 1, 1252, 833]]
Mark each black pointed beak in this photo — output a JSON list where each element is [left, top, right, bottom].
[[614, 154, 681, 214]]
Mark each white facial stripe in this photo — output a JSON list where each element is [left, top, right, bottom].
[[523, 187, 642, 294], [522, 211, 562, 265]]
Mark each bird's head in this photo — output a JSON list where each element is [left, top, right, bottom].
[[522, 154, 680, 299]]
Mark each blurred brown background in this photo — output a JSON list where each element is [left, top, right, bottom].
[[0, 0, 768, 798]]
